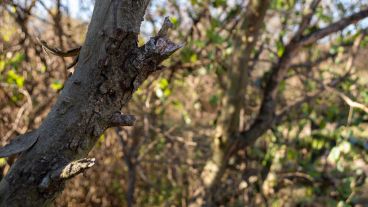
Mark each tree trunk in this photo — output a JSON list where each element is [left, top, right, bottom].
[[0, 1, 180, 206], [199, 0, 271, 205]]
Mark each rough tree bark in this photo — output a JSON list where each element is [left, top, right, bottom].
[[0, 1, 181, 206]]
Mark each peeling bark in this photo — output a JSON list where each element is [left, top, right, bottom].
[[0, 1, 180, 206]]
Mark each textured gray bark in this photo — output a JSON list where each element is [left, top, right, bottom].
[[0, 0, 180, 206]]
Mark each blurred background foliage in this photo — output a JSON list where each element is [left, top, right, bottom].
[[1, 0, 368, 206]]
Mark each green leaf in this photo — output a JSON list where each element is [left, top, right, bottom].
[[0, 60, 5, 72], [0, 158, 7, 167], [182, 111, 191, 125], [278, 80, 286, 93], [193, 40, 205, 48], [287, 148, 298, 160], [190, 54, 198, 63], [316, 7, 333, 23], [337, 201, 350, 207], [312, 139, 325, 150], [39, 64, 47, 73], [276, 40, 285, 57], [155, 78, 171, 99], [159, 78, 169, 89], [301, 103, 310, 115], [209, 95, 219, 106], [181, 48, 196, 63], [50, 80, 63, 91], [340, 141, 351, 154], [212, 0, 226, 8], [7, 70, 24, 88], [169, 16, 179, 27], [163, 88, 171, 97], [328, 147, 341, 164], [206, 29, 224, 44], [9, 52, 25, 68]]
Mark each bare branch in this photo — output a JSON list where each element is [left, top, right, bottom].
[[299, 8, 368, 46], [293, 0, 321, 40], [273, 91, 321, 126], [329, 87, 368, 114], [38, 38, 81, 57], [289, 52, 336, 69]]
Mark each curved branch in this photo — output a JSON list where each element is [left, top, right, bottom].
[[236, 7, 368, 149]]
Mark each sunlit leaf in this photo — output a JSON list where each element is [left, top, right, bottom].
[[276, 40, 285, 57], [50, 80, 63, 91], [328, 147, 341, 163], [0, 158, 7, 167], [0, 60, 5, 72], [169, 16, 179, 26], [6, 69, 24, 88]]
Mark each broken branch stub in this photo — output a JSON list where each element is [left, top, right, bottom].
[[158, 17, 174, 37], [142, 17, 183, 66], [0, 131, 38, 158], [57, 158, 96, 180], [109, 113, 136, 127], [39, 158, 96, 190]]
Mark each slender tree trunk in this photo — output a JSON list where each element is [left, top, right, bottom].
[[116, 127, 140, 207], [199, 1, 271, 205], [0, 1, 180, 206]]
